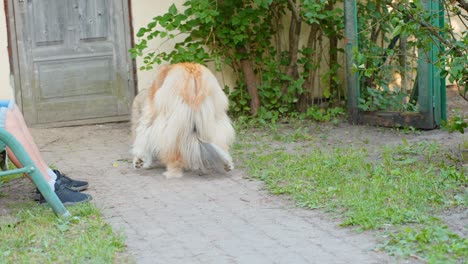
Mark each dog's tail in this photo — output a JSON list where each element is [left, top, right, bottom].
[[175, 129, 234, 172], [199, 140, 234, 171]]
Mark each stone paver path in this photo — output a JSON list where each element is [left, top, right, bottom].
[[32, 122, 394, 264]]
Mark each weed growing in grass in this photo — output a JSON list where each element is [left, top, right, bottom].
[[442, 110, 467, 134], [382, 224, 468, 263], [301, 107, 346, 124], [235, 125, 467, 262]]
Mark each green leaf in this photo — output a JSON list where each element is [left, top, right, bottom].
[[147, 21, 157, 30], [136, 28, 148, 37], [168, 4, 178, 15]]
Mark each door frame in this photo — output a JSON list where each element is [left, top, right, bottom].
[[344, 0, 446, 129], [5, 0, 137, 127]]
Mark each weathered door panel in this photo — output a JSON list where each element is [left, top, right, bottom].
[[13, 0, 134, 126]]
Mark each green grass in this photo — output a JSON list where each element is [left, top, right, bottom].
[[382, 223, 467, 263], [0, 166, 129, 263], [235, 124, 467, 263], [0, 164, 23, 189], [0, 202, 128, 263]]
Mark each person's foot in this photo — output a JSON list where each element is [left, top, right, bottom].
[[53, 169, 89, 191], [0, 149, 8, 171], [39, 180, 92, 206]]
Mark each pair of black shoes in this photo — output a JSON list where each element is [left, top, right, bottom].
[[38, 170, 92, 206]]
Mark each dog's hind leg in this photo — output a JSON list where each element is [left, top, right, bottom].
[[132, 155, 153, 169], [133, 157, 144, 169], [131, 140, 153, 169], [163, 165, 183, 179], [131, 123, 155, 169], [132, 141, 153, 169], [162, 153, 184, 179]]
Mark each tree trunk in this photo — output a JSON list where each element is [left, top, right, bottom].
[[327, 1, 339, 100], [399, 36, 408, 101], [298, 23, 320, 112], [237, 46, 261, 115], [283, 0, 302, 93]]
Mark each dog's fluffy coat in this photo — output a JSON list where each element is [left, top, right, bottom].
[[131, 63, 235, 178]]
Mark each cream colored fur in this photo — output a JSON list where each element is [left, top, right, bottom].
[[131, 63, 235, 179]]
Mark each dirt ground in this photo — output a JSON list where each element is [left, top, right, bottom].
[[0, 92, 466, 263]]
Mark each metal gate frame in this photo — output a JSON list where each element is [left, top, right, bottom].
[[345, 0, 446, 129]]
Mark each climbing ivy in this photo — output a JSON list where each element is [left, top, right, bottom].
[[131, 0, 280, 118], [130, 0, 345, 122], [130, 0, 465, 123], [354, 0, 467, 112]]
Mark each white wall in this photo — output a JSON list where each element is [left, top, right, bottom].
[[130, 0, 235, 92], [130, 0, 185, 91], [0, 0, 13, 99]]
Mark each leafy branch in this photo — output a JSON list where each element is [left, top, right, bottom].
[[389, 1, 467, 101]]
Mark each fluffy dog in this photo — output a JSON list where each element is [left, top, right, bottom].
[[131, 63, 235, 179]]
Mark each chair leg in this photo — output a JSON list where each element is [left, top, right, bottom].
[[0, 130, 70, 218]]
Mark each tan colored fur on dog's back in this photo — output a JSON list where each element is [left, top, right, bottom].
[[131, 63, 235, 178]]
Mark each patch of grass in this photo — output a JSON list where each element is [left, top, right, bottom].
[[0, 162, 24, 189], [0, 173, 22, 185], [270, 126, 315, 143], [235, 125, 467, 262], [303, 106, 346, 124], [382, 223, 467, 263], [442, 109, 467, 134], [394, 126, 421, 135], [0, 202, 128, 263]]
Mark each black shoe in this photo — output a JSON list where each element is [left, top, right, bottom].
[[53, 170, 89, 192], [39, 180, 92, 206], [0, 149, 8, 171]]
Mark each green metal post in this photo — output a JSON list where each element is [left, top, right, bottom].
[[417, 0, 433, 128], [344, 0, 360, 124], [438, 0, 447, 122], [0, 130, 70, 218], [429, 0, 441, 126], [427, 0, 447, 126], [418, 0, 446, 128]]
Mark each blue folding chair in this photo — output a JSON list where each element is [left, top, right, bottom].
[[0, 100, 70, 218]]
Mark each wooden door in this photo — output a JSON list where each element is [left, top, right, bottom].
[[11, 0, 134, 126]]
